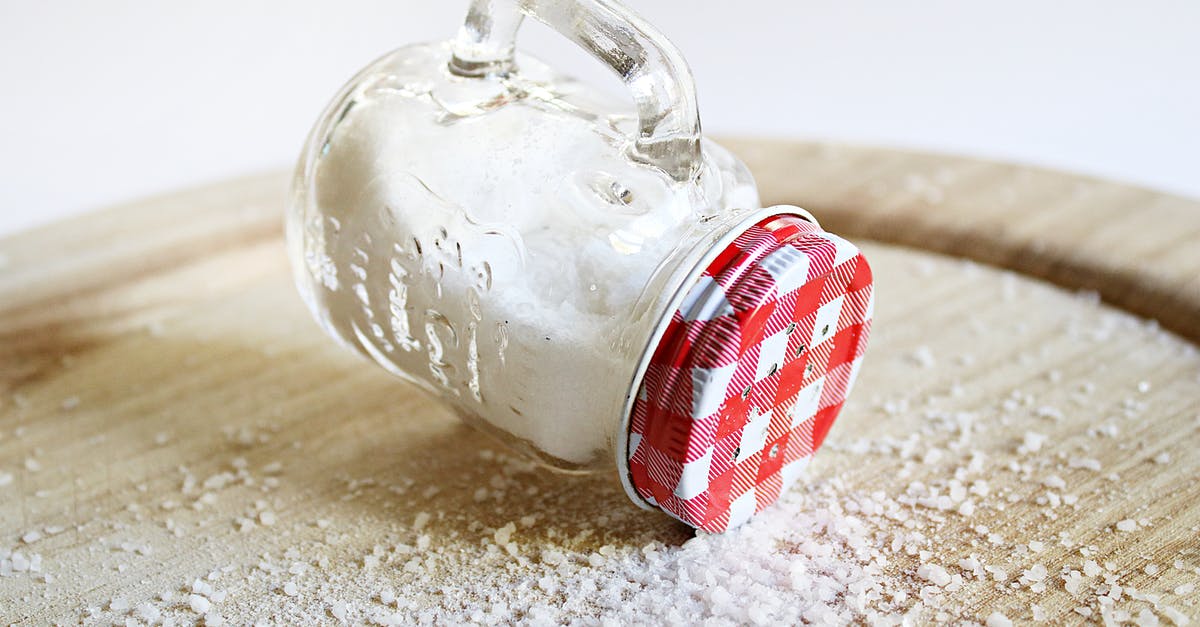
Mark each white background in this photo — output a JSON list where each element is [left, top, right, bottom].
[[1, 1, 1197, 237]]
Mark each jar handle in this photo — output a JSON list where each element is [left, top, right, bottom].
[[449, 0, 702, 182]]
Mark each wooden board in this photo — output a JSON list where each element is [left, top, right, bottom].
[[1, 141, 1198, 624]]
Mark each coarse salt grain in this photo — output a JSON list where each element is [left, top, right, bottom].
[[1064, 570, 1084, 595], [1021, 564, 1048, 585], [907, 346, 936, 368], [1021, 431, 1046, 453], [917, 564, 953, 587], [188, 594, 211, 614], [1116, 519, 1138, 532], [136, 602, 161, 622], [985, 611, 1013, 627]]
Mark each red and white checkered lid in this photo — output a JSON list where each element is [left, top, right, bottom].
[[625, 213, 874, 532]]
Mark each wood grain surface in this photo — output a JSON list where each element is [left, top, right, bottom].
[[1, 142, 1197, 624]]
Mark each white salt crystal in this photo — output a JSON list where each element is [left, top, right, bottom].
[[985, 611, 1013, 627], [1021, 432, 1046, 453], [1153, 453, 1171, 465], [1116, 519, 1138, 532], [1042, 475, 1066, 489], [907, 346, 936, 368], [188, 594, 211, 614], [205, 611, 225, 626], [1035, 405, 1063, 420], [1144, 564, 1159, 575], [136, 602, 161, 622], [1174, 582, 1195, 595], [413, 512, 431, 531], [494, 522, 516, 546], [330, 601, 348, 621], [21, 530, 41, 544], [259, 511, 277, 526], [0, 472, 12, 487], [1022, 563, 1048, 584], [109, 597, 129, 611], [282, 582, 298, 596], [1064, 570, 1084, 594], [1028, 541, 1045, 553], [917, 564, 952, 587], [192, 578, 214, 597]]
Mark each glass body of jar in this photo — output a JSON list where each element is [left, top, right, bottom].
[[287, 41, 765, 470]]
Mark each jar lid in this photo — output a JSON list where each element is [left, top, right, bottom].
[[626, 214, 874, 532]]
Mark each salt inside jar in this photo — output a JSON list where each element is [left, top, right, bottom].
[[287, 0, 874, 531]]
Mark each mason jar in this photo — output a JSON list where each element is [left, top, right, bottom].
[[286, 0, 874, 531]]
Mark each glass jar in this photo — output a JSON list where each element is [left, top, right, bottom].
[[287, 0, 874, 532]]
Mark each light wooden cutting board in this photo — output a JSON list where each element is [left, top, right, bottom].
[[1, 141, 1197, 624]]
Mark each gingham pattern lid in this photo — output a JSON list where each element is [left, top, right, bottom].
[[626, 214, 874, 532]]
